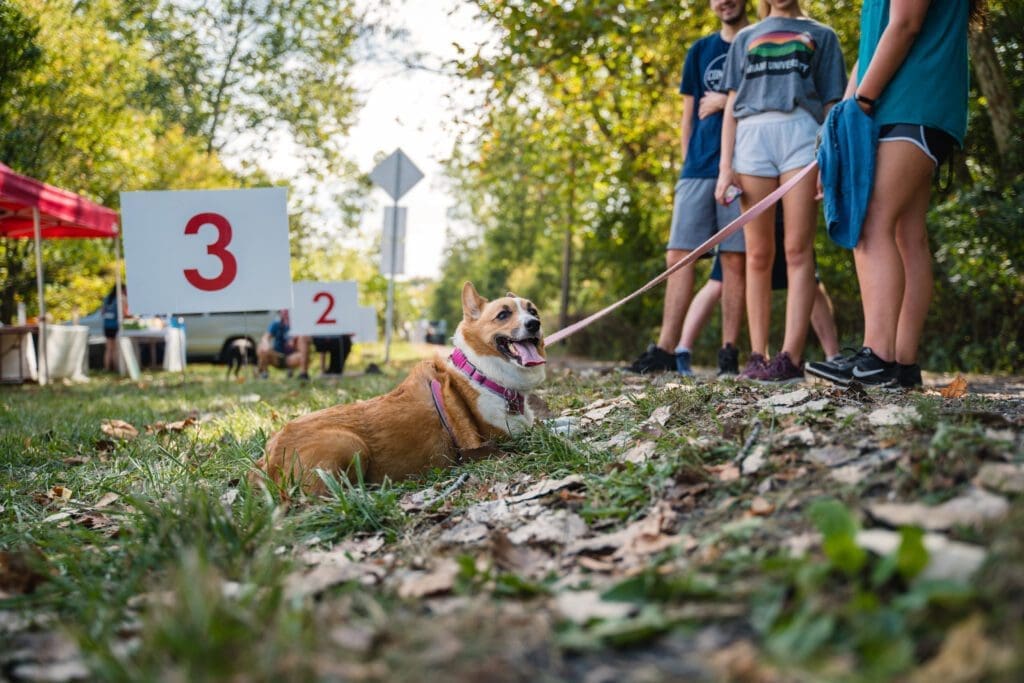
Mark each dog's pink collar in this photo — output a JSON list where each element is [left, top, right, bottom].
[[449, 347, 525, 415]]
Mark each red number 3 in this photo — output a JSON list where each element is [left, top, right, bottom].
[[314, 292, 337, 324], [183, 212, 238, 291]]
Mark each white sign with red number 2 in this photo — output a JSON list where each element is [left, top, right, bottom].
[[119, 188, 292, 315], [288, 281, 360, 336]]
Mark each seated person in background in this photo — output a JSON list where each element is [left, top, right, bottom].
[[101, 284, 127, 372], [257, 309, 311, 380]]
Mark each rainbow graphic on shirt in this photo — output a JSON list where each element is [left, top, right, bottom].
[[746, 30, 815, 78]]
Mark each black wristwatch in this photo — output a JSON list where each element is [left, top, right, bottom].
[[855, 92, 877, 111]]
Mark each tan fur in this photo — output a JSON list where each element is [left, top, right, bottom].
[[251, 282, 545, 495]]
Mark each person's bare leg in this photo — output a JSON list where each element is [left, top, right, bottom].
[[296, 336, 311, 374], [679, 279, 722, 350], [257, 348, 272, 374], [854, 141, 934, 362], [719, 251, 745, 348], [104, 338, 116, 371], [656, 249, 695, 351], [810, 282, 840, 359], [894, 188, 934, 366], [737, 175, 778, 357], [779, 167, 819, 364]]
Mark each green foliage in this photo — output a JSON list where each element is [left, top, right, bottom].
[[927, 178, 1024, 372], [0, 0, 40, 101], [300, 462, 407, 543], [439, 0, 1024, 371], [809, 498, 867, 575], [756, 499, 975, 676], [0, 0, 369, 325]]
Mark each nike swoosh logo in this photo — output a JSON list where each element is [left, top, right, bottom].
[[852, 366, 886, 378]]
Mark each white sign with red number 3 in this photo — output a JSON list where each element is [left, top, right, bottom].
[[288, 281, 360, 336], [119, 188, 292, 314]]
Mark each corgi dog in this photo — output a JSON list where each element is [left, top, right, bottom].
[[252, 282, 546, 494]]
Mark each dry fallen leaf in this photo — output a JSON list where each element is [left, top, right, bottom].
[[507, 509, 588, 546], [554, 590, 636, 624], [94, 492, 120, 509], [397, 559, 460, 599], [48, 486, 73, 502], [706, 464, 741, 482], [100, 419, 138, 440], [867, 487, 1009, 531], [145, 416, 199, 434], [621, 441, 656, 465], [974, 463, 1024, 495], [749, 497, 775, 516], [939, 374, 968, 399], [0, 549, 50, 596], [906, 614, 1015, 683], [505, 475, 585, 503], [491, 530, 550, 574]]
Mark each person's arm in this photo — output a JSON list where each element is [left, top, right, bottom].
[[855, 0, 931, 114], [698, 91, 728, 120], [844, 59, 859, 100], [257, 332, 273, 353], [680, 94, 695, 165], [715, 91, 740, 205]]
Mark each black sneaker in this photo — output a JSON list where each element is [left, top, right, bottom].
[[897, 363, 922, 389], [717, 343, 740, 377], [625, 344, 677, 374], [849, 347, 897, 387], [806, 347, 865, 386]]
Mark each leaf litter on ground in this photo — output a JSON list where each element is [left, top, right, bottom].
[[1, 362, 1023, 681]]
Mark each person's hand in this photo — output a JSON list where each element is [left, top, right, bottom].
[[715, 169, 738, 206], [815, 170, 824, 201], [698, 92, 727, 120]]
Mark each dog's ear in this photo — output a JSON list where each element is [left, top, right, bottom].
[[462, 282, 487, 321], [506, 291, 518, 299]]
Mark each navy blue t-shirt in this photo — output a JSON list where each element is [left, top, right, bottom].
[[268, 320, 290, 354], [680, 32, 731, 179]]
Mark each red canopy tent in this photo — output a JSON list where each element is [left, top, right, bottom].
[[0, 161, 121, 383]]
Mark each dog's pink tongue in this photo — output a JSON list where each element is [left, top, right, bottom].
[[512, 340, 545, 366]]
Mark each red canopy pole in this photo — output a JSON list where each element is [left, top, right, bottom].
[[32, 206, 48, 385]]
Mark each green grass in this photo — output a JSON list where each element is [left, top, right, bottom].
[[2, 358, 1023, 681]]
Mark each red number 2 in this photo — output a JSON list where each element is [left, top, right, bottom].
[[183, 212, 238, 291], [314, 291, 337, 324]]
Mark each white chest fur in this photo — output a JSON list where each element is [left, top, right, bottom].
[[471, 384, 534, 434]]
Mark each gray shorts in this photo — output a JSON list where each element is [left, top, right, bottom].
[[668, 177, 745, 253], [734, 109, 818, 177]]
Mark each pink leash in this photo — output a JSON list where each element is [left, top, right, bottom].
[[544, 161, 819, 346]]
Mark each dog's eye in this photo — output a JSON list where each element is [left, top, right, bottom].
[[527, 306, 538, 316], [496, 310, 510, 320]]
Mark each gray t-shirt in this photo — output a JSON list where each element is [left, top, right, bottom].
[[722, 17, 847, 124]]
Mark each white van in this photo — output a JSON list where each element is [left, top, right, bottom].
[[78, 308, 277, 363]]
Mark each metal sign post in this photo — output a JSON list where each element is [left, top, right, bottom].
[[369, 149, 423, 363]]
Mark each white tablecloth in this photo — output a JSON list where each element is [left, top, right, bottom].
[[120, 328, 186, 373], [45, 325, 89, 382], [0, 326, 38, 383]]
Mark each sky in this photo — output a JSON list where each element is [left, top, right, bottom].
[[345, 1, 490, 280]]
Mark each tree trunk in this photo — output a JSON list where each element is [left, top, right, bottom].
[[559, 154, 576, 331], [969, 25, 1019, 174]]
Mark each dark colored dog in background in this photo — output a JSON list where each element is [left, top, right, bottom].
[[225, 338, 256, 378]]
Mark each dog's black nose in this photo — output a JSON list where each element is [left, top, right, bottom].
[[526, 319, 540, 334]]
